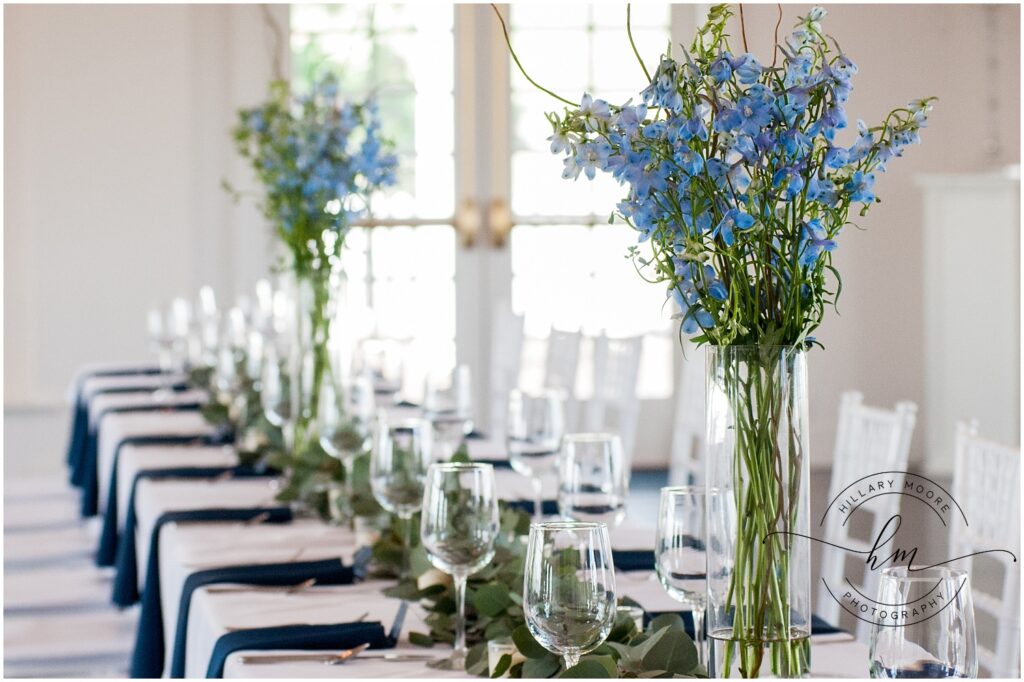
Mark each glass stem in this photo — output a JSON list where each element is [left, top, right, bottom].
[[401, 512, 412, 581], [531, 476, 544, 521], [282, 420, 295, 456], [453, 572, 468, 657], [692, 606, 706, 669]]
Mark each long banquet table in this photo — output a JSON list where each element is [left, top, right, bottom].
[[69, 366, 870, 679]]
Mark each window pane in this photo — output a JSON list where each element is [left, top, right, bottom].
[[291, 4, 455, 219], [509, 5, 673, 399], [292, 5, 456, 381]]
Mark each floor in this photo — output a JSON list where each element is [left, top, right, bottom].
[[4, 477, 137, 678]]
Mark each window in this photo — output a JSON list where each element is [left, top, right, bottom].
[[291, 5, 457, 382], [507, 4, 676, 399]]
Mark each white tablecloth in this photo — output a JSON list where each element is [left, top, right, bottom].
[[133, 477, 281, 590], [192, 582, 436, 679], [88, 388, 208, 428], [96, 411, 214, 514], [116, 444, 238, 528], [80, 372, 187, 400], [159, 519, 361, 676]]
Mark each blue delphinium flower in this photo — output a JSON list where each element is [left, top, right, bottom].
[[536, 4, 932, 346], [712, 208, 755, 246], [846, 170, 876, 203], [799, 219, 837, 266]]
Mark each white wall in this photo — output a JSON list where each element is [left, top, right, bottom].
[[4, 4, 286, 474], [725, 4, 1021, 469]]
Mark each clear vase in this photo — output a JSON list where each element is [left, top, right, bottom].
[[705, 346, 811, 678]]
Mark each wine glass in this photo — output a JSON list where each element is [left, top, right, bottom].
[[421, 463, 499, 669], [318, 375, 375, 525], [655, 486, 707, 667], [260, 344, 294, 453], [869, 566, 977, 678], [558, 433, 628, 527], [355, 338, 405, 402], [423, 365, 474, 461], [507, 389, 565, 521], [524, 521, 617, 670], [370, 416, 433, 578]]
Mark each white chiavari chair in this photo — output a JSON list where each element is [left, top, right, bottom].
[[582, 333, 643, 464], [668, 344, 706, 486], [488, 301, 524, 440], [543, 328, 582, 428], [950, 420, 1020, 678], [817, 391, 918, 643]]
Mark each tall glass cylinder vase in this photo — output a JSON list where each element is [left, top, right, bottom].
[[705, 346, 811, 678], [287, 268, 347, 458]]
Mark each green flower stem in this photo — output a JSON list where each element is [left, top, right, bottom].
[[718, 352, 808, 678]]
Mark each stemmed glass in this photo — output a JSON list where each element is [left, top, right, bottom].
[[355, 338, 405, 402], [869, 566, 977, 678], [261, 344, 294, 453], [655, 486, 707, 667], [558, 433, 628, 527], [423, 365, 474, 461], [421, 463, 499, 669], [507, 389, 565, 521], [524, 521, 617, 670], [318, 375, 375, 525], [370, 416, 433, 578]]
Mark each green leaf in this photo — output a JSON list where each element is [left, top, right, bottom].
[[521, 655, 560, 679], [511, 624, 550, 659], [491, 654, 513, 678], [473, 582, 512, 618], [466, 642, 489, 676], [647, 613, 686, 635], [559, 660, 613, 678], [640, 628, 698, 676], [408, 631, 434, 648]]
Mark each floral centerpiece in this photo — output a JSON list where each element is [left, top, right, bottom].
[[499, 4, 931, 677], [230, 74, 398, 509]]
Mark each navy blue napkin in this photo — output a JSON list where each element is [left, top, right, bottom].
[[204, 620, 396, 678], [68, 382, 189, 487], [95, 434, 229, 566], [146, 557, 361, 678], [503, 499, 559, 516], [113, 505, 292, 608], [470, 457, 513, 470], [612, 550, 656, 572], [82, 429, 231, 519]]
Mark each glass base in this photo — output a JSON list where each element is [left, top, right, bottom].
[[709, 634, 810, 678], [428, 650, 467, 671]]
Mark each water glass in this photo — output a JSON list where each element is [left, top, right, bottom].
[[423, 365, 474, 460], [260, 345, 293, 450], [655, 486, 707, 667], [524, 521, 617, 669], [507, 389, 565, 521], [869, 566, 977, 678], [370, 416, 433, 577], [318, 376, 375, 524], [355, 338, 405, 398], [558, 433, 628, 526], [421, 463, 499, 669]]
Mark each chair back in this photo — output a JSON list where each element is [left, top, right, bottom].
[[583, 333, 643, 462], [543, 328, 582, 429], [817, 391, 918, 644], [669, 344, 706, 486], [950, 420, 1020, 678], [488, 302, 524, 440]]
